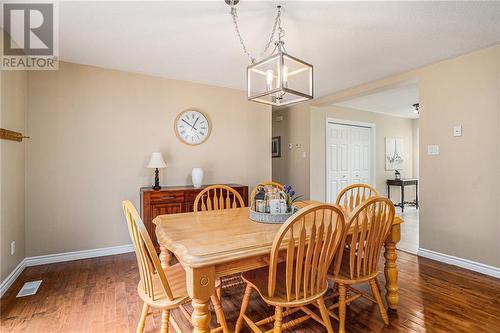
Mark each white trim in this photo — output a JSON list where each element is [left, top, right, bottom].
[[418, 248, 500, 278], [325, 118, 377, 202], [0, 259, 27, 298], [327, 118, 376, 129], [0, 244, 134, 298], [25, 244, 134, 267]]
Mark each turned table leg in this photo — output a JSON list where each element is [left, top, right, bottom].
[[159, 245, 172, 269], [192, 299, 211, 333], [186, 266, 215, 333], [384, 224, 401, 310]]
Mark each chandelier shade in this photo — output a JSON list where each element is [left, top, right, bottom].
[[247, 51, 313, 106], [228, 2, 314, 107]]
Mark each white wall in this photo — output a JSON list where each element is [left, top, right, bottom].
[[26, 62, 271, 257], [0, 69, 27, 281], [272, 104, 310, 199]]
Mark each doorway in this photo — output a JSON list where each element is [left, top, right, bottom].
[[326, 120, 375, 203], [329, 82, 420, 254]]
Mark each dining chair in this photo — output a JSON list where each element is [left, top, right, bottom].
[[327, 196, 395, 333], [249, 181, 284, 210], [235, 203, 346, 333], [193, 184, 245, 212], [122, 200, 229, 333], [194, 185, 246, 292], [336, 183, 379, 214]]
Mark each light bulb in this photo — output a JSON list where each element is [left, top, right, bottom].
[[266, 69, 274, 90], [282, 65, 288, 88]]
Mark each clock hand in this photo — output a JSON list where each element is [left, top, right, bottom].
[[181, 119, 195, 129], [192, 117, 200, 131]]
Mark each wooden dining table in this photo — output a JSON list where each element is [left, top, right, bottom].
[[153, 201, 403, 333]]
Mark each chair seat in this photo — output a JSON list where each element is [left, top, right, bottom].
[[138, 263, 190, 308], [242, 264, 328, 307]]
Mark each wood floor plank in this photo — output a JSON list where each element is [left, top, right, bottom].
[[1, 251, 499, 332]]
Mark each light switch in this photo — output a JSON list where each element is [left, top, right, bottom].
[[453, 125, 462, 137], [302, 151, 307, 158], [288, 143, 293, 149], [427, 145, 439, 155]]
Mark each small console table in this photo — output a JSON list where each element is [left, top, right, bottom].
[[386, 178, 419, 212]]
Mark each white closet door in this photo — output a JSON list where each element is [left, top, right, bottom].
[[326, 124, 349, 203], [326, 123, 372, 203], [350, 126, 371, 184]]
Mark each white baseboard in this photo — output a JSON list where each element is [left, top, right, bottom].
[[418, 248, 500, 278], [0, 258, 27, 298], [25, 244, 134, 267], [1, 244, 134, 298]]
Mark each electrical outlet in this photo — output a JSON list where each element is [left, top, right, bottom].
[[11, 241, 15, 255]]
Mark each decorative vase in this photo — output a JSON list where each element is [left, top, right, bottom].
[[192, 168, 204, 188]]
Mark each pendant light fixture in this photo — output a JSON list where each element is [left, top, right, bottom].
[[227, 0, 313, 106]]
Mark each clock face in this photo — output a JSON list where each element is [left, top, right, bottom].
[[175, 110, 211, 145]]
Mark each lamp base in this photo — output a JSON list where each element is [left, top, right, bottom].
[[152, 168, 162, 191]]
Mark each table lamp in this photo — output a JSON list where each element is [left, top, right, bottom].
[[147, 152, 167, 190]]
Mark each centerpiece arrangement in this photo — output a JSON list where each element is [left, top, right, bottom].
[[250, 184, 302, 224]]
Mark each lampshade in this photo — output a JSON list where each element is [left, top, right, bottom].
[[147, 152, 167, 169]]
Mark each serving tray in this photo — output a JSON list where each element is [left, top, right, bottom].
[[249, 206, 299, 224]]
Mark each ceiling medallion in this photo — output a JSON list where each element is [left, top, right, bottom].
[[227, 1, 313, 107]]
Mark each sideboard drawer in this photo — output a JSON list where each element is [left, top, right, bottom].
[[149, 190, 184, 203], [185, 190, 203, 202]]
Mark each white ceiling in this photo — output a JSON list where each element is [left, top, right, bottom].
[[52, 1, 500, 97], [334, 83, 419, 119]]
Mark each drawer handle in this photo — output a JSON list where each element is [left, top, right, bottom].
[[162, 196, 176, 200]]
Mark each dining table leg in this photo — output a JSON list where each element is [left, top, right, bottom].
[[384, 223, 401, 310], [159, 245, 172, 269], [186, 266, 216, 333]]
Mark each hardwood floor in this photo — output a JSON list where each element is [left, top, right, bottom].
[[396, 207, 419, 254], [1, 251, 499, 333]]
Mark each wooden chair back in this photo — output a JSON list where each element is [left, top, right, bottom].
[[122, 200, 174, 301], [193, 185, 245, 212], [249, 181, 284, 210], [336, 183, 379, 214], [268, 203, 346, 302], [335, 197, 395, 280]]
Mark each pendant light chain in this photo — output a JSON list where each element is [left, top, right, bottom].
[[229, 1, 283, 64]]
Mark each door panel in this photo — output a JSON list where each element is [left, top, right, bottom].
[[327, 125, 350, 203], [326, 123, 373, 202]]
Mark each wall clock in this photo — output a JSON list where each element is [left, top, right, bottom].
[[174, 109, 211, 145]]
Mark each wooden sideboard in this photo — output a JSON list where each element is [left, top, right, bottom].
[[141, 184, 248, 251]]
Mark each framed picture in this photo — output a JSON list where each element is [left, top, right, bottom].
[[272, 136, 281, 158], [385, 137, 405, 170]]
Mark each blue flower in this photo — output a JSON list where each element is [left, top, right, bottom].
[[289, 190, 295, 197], [284, 184, 292, 192]]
